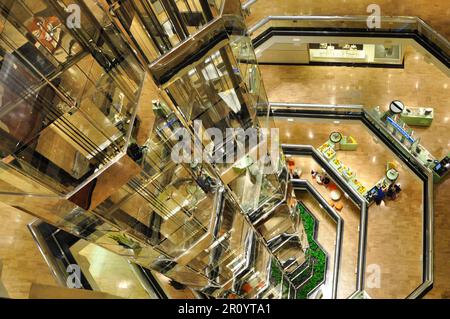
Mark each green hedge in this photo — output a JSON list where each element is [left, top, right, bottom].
[[296, 203, 327, 299], [270, 259, 283, 285]]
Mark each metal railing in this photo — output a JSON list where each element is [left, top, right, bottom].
[[274, 102, 434, 299], [28, 220, 69, 287], [248, 15, 419, 37], [246, 15, 449, 66], [285, 146, 367, 299], [242, 0, 258, 11], [292, 179, 344, 299]]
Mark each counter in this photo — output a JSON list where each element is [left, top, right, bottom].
[[400, 107, 434, 127]]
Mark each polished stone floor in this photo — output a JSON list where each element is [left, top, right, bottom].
[[70, 240, 152, 299], [0, 203, 56, 298], [261, 42, 448, 298]]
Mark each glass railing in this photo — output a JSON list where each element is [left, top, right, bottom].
[[248, 15, 418, 38], [0, 0, 145, 196], [246, 15, 449, 63], [243, 0, 450, 41], [272, 103, 433, 299]]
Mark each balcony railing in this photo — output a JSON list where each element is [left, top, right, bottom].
[[274, 102, 434, 299], [246, 15, 449, 67]]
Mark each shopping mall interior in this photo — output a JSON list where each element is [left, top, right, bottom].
[[0, 0, 448, 300]]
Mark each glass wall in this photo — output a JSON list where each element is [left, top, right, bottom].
[[0, 0, 301, 299], [0, 0, 145, 195]]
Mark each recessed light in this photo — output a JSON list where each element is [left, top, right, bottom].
[[118, 281, 130, 289]]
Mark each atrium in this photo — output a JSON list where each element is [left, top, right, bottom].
[[0, 0, 448, 300]]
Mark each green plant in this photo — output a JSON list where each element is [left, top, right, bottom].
[[296, 203, 327, 299], [270, 259, 283, 285], [109, 233, 142, 252]]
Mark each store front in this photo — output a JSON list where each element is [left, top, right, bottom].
[[309, 43, 403, 65], [255, 35, 405, 66]]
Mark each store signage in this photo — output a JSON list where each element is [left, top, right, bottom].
[[390, 100, 405, 114]]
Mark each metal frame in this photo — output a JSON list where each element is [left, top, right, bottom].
[[284, 146, 366, 299], [291, 179, 343, 299]]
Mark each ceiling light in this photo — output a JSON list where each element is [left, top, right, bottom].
[[118, 281, 130, 289]]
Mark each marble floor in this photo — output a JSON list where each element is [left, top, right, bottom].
[[260, 36, 449, 297], [245, 0, 450, 40], [295, 191, 337, 299], [261, 45, 450, 159], [274, 118, 424, 298], [0, 203, 57, 298]]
